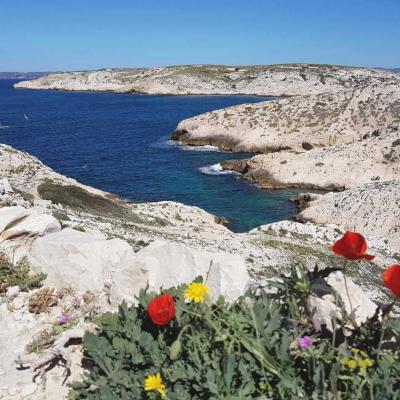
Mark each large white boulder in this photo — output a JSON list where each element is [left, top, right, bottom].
[[111, 240, 250, 304], [0, 206, 60, 241], [28, 228, 136, 293]]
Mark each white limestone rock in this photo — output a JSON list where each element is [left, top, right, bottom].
[[111, 240, 249, 304], [28, 228, 135, 293], [298, 181, 400, 251], [173, 83, 400, 153], [225, 130, 400, 190], [0, 207, 61, 241], [307, 271, 377, 331], [0, 178, 13, 195]]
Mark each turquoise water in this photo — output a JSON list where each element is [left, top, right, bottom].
[[0, 79, 303, 232]]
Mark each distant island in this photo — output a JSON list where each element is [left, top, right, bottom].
[[14, 64, 399, 96]]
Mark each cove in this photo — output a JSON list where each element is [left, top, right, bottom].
[[0, 79, 304, 232]]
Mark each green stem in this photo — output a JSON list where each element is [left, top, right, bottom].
[[377, 298, 397, 357], [342, 260, 353, 316]]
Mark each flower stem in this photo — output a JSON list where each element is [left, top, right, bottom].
[[377, 298, 397, 357], [342, 261, 353, 316]]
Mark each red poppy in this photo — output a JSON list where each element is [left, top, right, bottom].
[[147, 294, 176, 326], [383, 264, 400, 298], [332, 231, 375, 261]]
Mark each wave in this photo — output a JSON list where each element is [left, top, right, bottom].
[[151, 139, 223, 152], [199, 163, 237, 176], [180, 144, 221, 152], [0, 125, 10, 129]]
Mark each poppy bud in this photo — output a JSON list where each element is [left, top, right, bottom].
[[169, 339, 182, 360]]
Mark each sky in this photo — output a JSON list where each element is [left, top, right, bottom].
[[1, 0, 399, 71]]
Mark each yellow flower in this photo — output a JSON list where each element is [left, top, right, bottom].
[[365, 358, 374, 367], [347, 359, 358, 369], [340, 357, 350, 366], [351, 348, 360, 355], [184, 282, 210, 303], [144, 373, 166, 398]]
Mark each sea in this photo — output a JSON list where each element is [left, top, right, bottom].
[[0, 79, 303, 232]]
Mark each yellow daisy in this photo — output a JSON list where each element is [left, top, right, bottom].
[[184, 282, 210, 303], [144, 373, 166, 398]]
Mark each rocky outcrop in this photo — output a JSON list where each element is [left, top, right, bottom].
[[173, 83, 400, 153], [297, 181, 400, 251], [14, 64, 399, 96], [221, 130, 400, 190]]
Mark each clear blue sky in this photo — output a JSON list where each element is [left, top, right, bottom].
[[1, 0, 399, 71]]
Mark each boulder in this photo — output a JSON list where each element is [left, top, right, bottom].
[[307, 271, 377, 331], [28, 228, 136, 293], [0, 206, 61, 241], [111, 240, 249, 304]]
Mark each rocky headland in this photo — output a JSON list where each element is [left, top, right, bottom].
[[14, 64, 399, 96]]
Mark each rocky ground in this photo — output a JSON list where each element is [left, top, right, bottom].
[[14, 64, 400, 96], [0, 144, 397, 399]]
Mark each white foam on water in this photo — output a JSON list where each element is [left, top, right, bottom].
[[181, 144, 221, 152], [0, 125, 10, 129], [199, 163, 237, 176]]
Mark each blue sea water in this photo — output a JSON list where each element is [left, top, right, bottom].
[[0, 79, 303, 232]]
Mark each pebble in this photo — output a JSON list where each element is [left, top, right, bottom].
[[13, 313, 22, 321], [7, 386, 21, 397], [6, 286, 20, 299], [21, 383, 37, 397], [12, 297, 24, 311]]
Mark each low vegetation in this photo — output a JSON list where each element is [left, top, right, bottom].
[[0, 253, 46, 293], [69, 265, 399, 399]]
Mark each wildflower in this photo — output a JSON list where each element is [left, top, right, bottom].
[[184, 282, 210, 303], [332, 231, 374, 261], [144, 373, 166, 398], [58, 314, 69, 325], [341, 349, 374, 371], [358, 358, 374, 370], [147, 294, 176, 326], [382, 264, 400, 298], [298, 336, 313, 349], [347, 359, 358, 369]]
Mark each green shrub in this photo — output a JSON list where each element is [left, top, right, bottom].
[[69, 267, 400, 400], [0, 254, 46, 293]]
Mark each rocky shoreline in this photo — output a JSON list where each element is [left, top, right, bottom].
[[14, 64, 399, 96]]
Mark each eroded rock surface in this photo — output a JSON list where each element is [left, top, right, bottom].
[[298, 181, 400, 251]]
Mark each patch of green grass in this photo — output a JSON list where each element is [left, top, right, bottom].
[[52, 211, 71, 221], [37, 182, 151, 225]]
